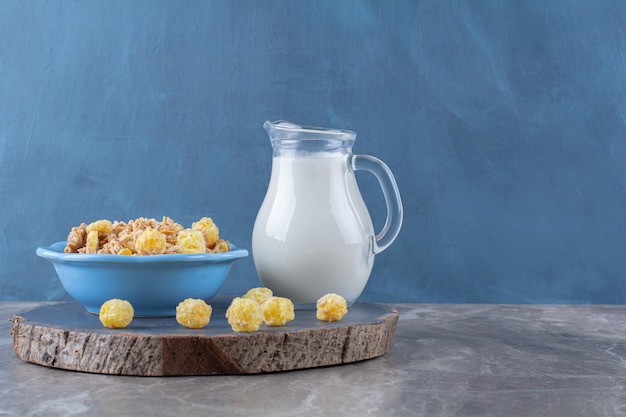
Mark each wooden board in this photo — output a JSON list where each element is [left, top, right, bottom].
[[11, 299, 398, 376]]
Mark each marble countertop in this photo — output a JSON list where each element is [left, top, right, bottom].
[[1, 301, 625, 416]]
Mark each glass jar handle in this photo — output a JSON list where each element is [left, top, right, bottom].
[[352, 155, 403, 254]]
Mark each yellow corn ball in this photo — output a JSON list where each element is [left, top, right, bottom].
[[316, 293, 348, 322], [117, 248, 133, 256], [85, 230, 99, 254], [225, 297, 264, 332], [134, 227, 167, 255], [99, 299, 134, 328], [176, 228, 207, 254], [176, 298, 212, 329], [262, 296, 295, 327], [192, 217, 220, 248], [87, 219, 113, 234], [242, 287, 273, 305]]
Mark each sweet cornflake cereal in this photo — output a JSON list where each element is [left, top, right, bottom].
[[176, 229, 206, 254], [87, 219, 113, 234], [225, 297, 264, 332], [242, 287, 273, 305], [211, 239, 231, 254], [192, 217, 220, 248], [316, 293, 348, 322], [176, 298, 212, 329], [99, 299, 134, 328], [135, 228, 167, 255], [63, 216, 231, 255], [85, 230, 99, 254], [262, 296, 295, 327]]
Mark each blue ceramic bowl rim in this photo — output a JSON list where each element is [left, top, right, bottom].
[[37, 241, 249, 264]]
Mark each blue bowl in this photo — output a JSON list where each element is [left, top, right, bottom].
[[37, 241, 249, 317]]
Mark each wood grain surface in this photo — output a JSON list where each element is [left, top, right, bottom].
[[12, 300, 398, 376]]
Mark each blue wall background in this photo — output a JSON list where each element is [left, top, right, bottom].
[[2, 0, 626, 304]]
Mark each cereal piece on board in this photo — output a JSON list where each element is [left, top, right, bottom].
[[262, 296, 295, 327], [225, 297, 264, 332], [176, 298, 212, 329], [316, 293, 348, 322], [99, 299, 134, 328], [242, 287, 273, 305]]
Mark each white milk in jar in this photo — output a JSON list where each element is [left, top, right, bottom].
[[252, 152, 375, 306]]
